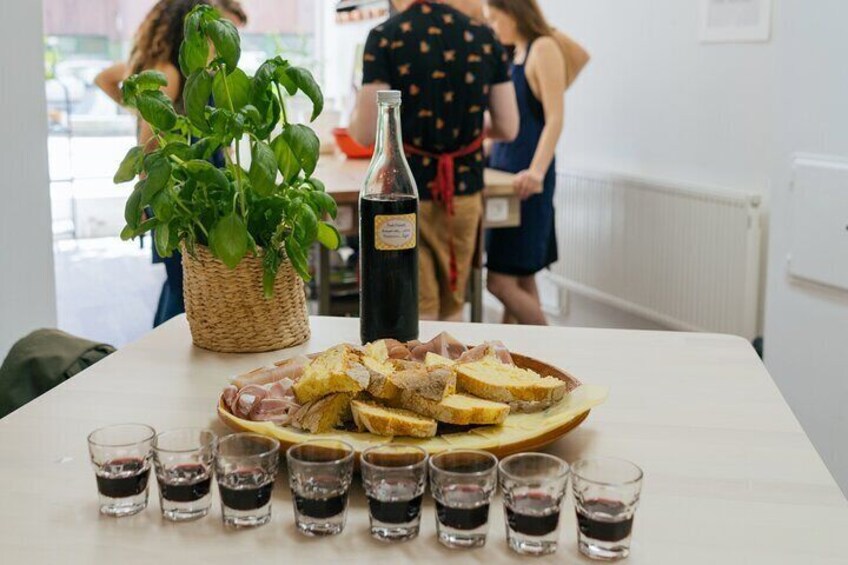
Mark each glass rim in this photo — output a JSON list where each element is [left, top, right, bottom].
[[428, 449, 498, 477], [286, 439, 355, 465], [571, 457, 644, 486], [498, 452, 570, 482], [152, 427, 217, 454], [87, 423, 156, 448], [361, 444, 428, 471], [217, 432, 280, 458]]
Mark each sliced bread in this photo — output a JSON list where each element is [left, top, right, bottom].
[[399, 392, 510, 426], [293, 345, 370, 404], [455, 357, 567, 405], [351, 399, 438, 438], [292, 392, 352, 433]]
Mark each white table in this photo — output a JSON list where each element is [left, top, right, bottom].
[[1, 316, 846, 564]]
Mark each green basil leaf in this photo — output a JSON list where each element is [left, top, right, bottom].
[[190, 137, 220, 161], [209, 212, 248, 269], [282, 123, 319, 178], [270, 134, 300, 183], [136, 90, 178, 131], [294, 203, 318, 246], [120, 79, 138, 107], [179, 9, 209, 76], [184, 69, 213, 129], [251, 58, 280, 102], [248, 142, 278, 197], [206, 19, 241, 72], [285, 66, 324, 122], [309, 190, 338, 220], [306, 178, 325, 192], [154, 223, 171, 258], [135, 70, 168, 91], [150, 189, 173, 222], [285, 238, 311, 281], [141, 153, 172, 203], [212, 67, 250, 112], [184, 159, 229, 191], [113, 145, 144, 183], [120, 225, 135, 241], [274, 63, 297, 95], [254, 95, 280, 140], [316, 222, 341, 250], [162, 141, 194, 162], [124, 184, 144, 229], [240, 104, 262, 126]]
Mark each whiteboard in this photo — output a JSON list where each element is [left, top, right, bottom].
[[788, 156, 848, 291]]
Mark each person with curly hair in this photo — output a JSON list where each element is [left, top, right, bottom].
[[94, 0, 247, 327]]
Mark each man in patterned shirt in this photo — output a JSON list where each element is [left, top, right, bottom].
[[350, 0, 518, 321]]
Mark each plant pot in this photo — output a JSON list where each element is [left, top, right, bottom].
[[181, 245, 310, 353]]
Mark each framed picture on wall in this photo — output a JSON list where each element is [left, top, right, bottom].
[[699, 0, 772, 43]]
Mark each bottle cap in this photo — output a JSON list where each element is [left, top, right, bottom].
[[377, 90, 402, 104]]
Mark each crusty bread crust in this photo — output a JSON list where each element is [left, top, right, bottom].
[[351, 399, 437, 438]]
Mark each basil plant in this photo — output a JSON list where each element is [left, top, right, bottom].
[[114, 5, 340, 297]]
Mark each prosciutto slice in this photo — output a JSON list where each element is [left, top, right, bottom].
[[409, 332, 468, 361], [457, 341, 514, 365], [222, 376, 302, 426], [231, 355, 311, 389]]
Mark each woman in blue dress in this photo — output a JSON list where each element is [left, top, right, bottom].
[[485, 0, 566, 325]]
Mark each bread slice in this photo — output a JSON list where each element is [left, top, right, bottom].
[[351, 399, 437, 438], [363, 339, 390, 362], [391, 366, 456, 401], [399, 392, 509, 426], [292, 393, 352, 433], [455, 357, 566, 405], [425, 352, 455, 367], [293, 345, 370, 404]]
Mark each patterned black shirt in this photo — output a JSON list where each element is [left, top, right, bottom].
[[362, 1, 510, 200]]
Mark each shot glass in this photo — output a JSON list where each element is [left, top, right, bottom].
[[361, 444, 428, 542], [499, 452, 570, 556], [87, 423, 156, 517], [429, 450, 498, 549], [152, 428, 216, 521], [286, 439, 355, 537], [572, 457, 644, 561], [215, 433, 280, 528]]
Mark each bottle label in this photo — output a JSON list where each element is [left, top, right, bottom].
[[374, 213, 417, 251]]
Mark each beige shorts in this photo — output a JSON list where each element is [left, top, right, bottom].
[[419, 192, 484, 319]]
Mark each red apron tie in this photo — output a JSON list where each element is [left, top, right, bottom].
[[404, 135, 485, 292]]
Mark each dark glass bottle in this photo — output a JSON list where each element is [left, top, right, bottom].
[[359, 90, 419, 344]]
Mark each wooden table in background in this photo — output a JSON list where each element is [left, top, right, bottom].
[[1, 316, 847, 564], [314, 155, 519, 320]]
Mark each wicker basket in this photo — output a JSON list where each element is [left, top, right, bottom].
[[182, 245, 310, 353]]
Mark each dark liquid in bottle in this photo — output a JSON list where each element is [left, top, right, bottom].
[[96, 458, 150, 498], [294, 493, 348, 519], [157, 464, 212, 502], [218, 472, 273, 511], [435, 501, 490, 531], [576, 499, 633, 542], [505, 494, 561, 536], [360, 194, 419, 344], [368, 494, 423, 524]]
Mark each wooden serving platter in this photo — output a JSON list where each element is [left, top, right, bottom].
[[217, 352, 608, 459]]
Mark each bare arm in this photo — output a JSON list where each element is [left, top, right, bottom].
[[94, 62, 128, 106], [138, 63, 183, 150], [348, 82, 389, 147], [526, 36, 565, 180], [487, 81, 519, 141]]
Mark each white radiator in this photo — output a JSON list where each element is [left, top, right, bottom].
[[550, 169, 762, 338]]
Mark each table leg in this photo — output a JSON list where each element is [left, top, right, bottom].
[[318, 245, 331, 316]]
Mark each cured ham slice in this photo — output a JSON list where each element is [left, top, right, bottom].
[[410, 332, 468, 361], [250, 397, 300, 425], [458, 341, 514, 365], [231, 355, 310, 389], [233, 384, 268, 419]]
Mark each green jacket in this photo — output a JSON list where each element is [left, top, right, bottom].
[[0, 329, 115, 419]]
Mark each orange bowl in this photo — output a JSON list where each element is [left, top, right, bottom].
[[333, 127, 373, 159]]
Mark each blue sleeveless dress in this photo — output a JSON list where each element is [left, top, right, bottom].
[[486, 41, 558, 276]]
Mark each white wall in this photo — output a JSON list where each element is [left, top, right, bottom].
[[537, 0, 774, 330], [0, 1, 57, 356], [764, 0, 848, 494]]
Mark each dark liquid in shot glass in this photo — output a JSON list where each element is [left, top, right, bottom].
[[158, 464, 212, 502], [294, 493, 347, 519], [96, 458, 150, 498], [577, 499, 634, 542], [368, 494, 423, 524], [435, 501, 490, 531], [219, 469, 273, 511], [505, 494, 561, 536]]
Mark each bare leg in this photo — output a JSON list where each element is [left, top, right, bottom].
[[486, 272, 548, 326], [501, 310, 517, 324]]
